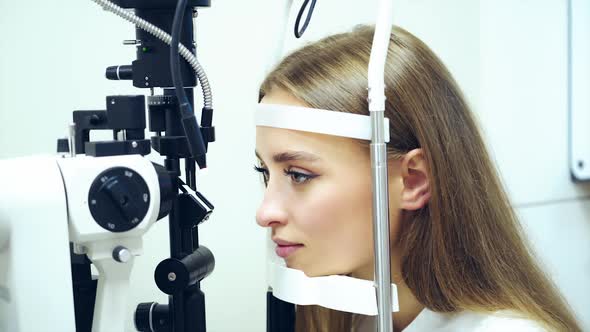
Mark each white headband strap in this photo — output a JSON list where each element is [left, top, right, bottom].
[[255, 103, 390, 142]]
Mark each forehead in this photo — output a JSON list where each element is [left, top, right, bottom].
[[256, 126, 368, 164]]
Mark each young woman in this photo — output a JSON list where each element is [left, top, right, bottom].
[[254, 25, 581, 331]]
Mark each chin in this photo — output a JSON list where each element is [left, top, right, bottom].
[[285, 260, 317, 277], [293, 264, 349, 278], [302, 269, 322, 278], [284, 254, 353, 277]]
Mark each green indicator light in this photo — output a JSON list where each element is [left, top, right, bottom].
[[142, 47, 149, 52]]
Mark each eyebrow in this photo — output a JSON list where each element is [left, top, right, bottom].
[[255, 150, 321, 164]]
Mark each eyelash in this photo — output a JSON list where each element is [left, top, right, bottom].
[[253, 165, 317, 185]]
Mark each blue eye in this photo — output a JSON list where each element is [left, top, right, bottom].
[[255, 165, 317, 186], [284, 169, 316, 184]]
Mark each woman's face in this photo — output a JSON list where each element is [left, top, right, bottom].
[[255, 89, 404, 278]]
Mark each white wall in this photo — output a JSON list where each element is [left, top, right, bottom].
[[0, 0, 587, 331], [480, 0, 590, 329]]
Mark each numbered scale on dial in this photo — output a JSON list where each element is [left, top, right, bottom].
[[88, 167, 151, 232]]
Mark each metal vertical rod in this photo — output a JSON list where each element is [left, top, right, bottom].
[[368, 0, 394, 329], [370, 108, 393, 332], [68, 123, 77, 157]]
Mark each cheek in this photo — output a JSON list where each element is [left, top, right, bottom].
[[296, 182, 374, 249]]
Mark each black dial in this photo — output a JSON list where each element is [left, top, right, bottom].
[[88, 167, 151, 232]]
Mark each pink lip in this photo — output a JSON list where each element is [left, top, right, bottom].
[[273, 238, 302, 246], [273, 238, 304, 258], [275, 244, 304, 258]]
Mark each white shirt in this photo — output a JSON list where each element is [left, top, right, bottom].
[[353, 309, 546, 332]]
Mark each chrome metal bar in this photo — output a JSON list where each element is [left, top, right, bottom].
[[371, 108, 392, 332], [68, 123, 76, 157]]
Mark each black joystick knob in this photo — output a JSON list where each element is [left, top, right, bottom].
[[135, 302, 171, 332], [135, 302, 155, 332], [88, 167, 151, 232]]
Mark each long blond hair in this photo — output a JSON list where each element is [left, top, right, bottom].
[[259, 25, 581, 331]]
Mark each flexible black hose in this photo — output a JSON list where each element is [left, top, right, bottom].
[[294, 0, 317, 38], [171, 0, 207, 167]]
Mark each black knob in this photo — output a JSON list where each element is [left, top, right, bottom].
[[88, 167, 151, 232], [135, 302, 171, 332], [135, 302, 155, 332], [154, 246, 215, 295], [147, 95, 178, 134], [106, 65, 133, 80]]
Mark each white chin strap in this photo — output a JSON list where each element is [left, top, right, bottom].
[[257, 103, 398, 315], [267, 259, 399, 315]]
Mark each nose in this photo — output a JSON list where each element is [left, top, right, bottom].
[[256, 190, 288, 228]]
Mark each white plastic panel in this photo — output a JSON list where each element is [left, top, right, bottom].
[[569, 0, 590, 181], [0, 156, 76, 332], [480, 0, 590, 206]]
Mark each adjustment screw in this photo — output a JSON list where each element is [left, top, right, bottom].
[[113, 246, 132, 263], [123, 39, 141, 45]]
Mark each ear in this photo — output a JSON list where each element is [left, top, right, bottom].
[[399, 149, 431, 211]]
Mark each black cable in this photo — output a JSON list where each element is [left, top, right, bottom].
[[171, 0, 207, 168], [171, 0, 190, 116], [294, 0, 317, 38]]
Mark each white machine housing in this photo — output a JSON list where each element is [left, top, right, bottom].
[[0, 154, 162, 332]]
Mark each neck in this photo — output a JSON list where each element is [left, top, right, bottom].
[[351, 247, 424, 331]]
